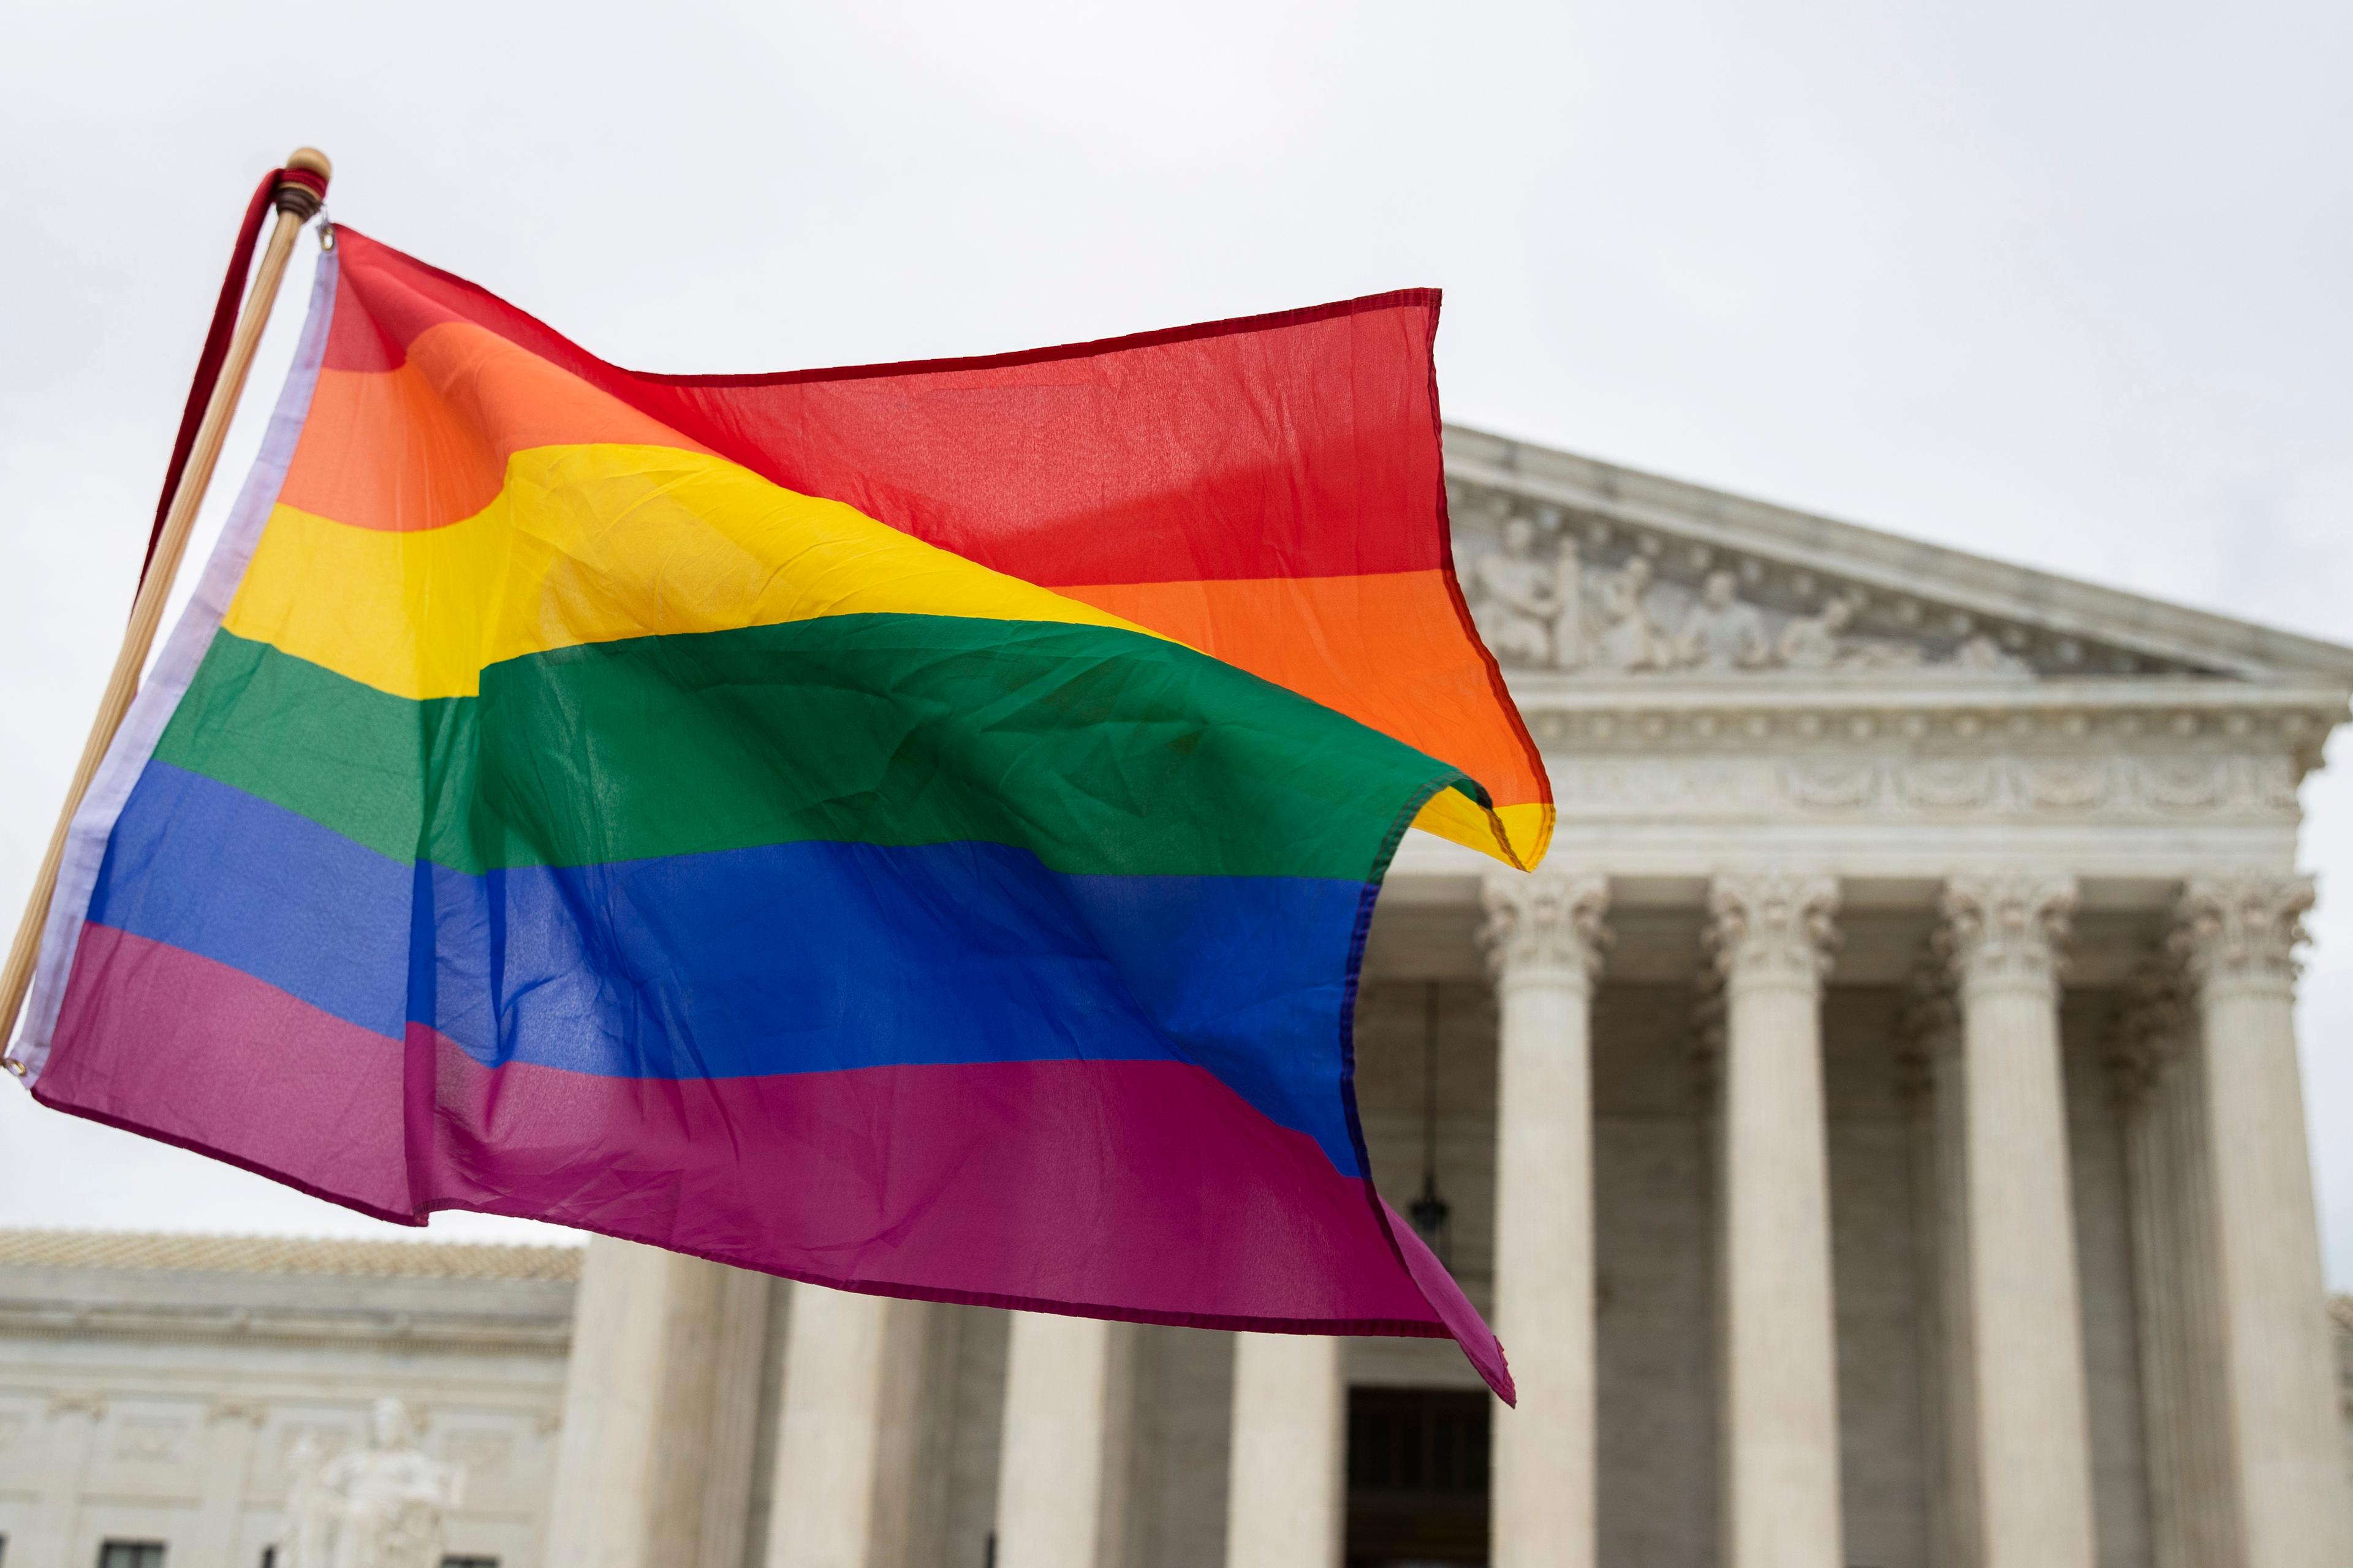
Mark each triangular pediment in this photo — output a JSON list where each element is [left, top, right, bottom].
[[1444, 425, 2353, 689]]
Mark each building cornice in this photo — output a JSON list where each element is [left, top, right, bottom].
[[0, 1298, 570, 1355], [0, 1229, 582, 1282]]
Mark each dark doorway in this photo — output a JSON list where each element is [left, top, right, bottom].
[[1344, 1387, 1491, 1567]]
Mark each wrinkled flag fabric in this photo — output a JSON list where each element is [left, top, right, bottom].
[[12, 230, 1550, 1398]]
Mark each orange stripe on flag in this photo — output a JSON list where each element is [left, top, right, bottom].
[[279, 321, 712, 533], [1058, 570, 1548, 814]]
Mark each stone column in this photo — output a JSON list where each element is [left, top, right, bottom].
[[1939, 873, 2096, 1568], [545, 1237, 773, 1568], [995, 1312, 1135, 1568], [1478, 869, 1608, 1568], [21, 1390, 105, 1567], [2174, 874, 2352, 1567], [768, 1286, 890, 1568], [702, 1270, 775, 1568], [1224, 1333, 1345, 1568], [1705, 871, 1844, 1568], [767, 1281, 884, 1563], [764, 1286, 942, 1568]]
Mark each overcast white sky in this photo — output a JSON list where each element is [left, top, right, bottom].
[[4, 1, 2351, 1271]]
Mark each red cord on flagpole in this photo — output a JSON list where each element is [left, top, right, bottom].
[[135, 158, 332, 596]]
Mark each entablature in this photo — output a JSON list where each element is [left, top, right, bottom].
[[1372, 868, 2225, 988]]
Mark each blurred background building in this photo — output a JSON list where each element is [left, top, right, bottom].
[[6, 426, 2351, 1568], [0, 1231, 572, 1567]]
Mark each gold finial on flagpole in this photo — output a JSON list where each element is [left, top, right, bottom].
[[278, 148, 332, 221]]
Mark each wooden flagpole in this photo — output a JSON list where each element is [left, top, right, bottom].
[[0, 147, 332, 1067]]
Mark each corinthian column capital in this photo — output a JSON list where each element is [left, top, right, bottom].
[[1479, 871, 1610, 985], [1704, 871, 1840, 994], [2170, 873, 2314, 997], [1939, 872, 2076, 1000]]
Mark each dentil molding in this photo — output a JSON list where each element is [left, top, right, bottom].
[[1528, 746, 2304, 827]]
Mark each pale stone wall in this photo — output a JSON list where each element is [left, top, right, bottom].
[[0, 1234, 575, 1568]]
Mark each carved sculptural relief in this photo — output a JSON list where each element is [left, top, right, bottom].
[[1673, 570, 1772, 670], [279, 1398, 466, 1568], [1453, 497, 2075, 678], [1465, 515, 1569, 667]]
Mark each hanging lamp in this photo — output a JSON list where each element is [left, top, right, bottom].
[[1406, 981, 1453, 1266]]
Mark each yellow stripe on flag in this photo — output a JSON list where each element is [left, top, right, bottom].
[[224, 444, 1158, 700]]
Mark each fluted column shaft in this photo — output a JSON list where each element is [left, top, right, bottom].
[[1226, 1333, 1345, 1568], [995, 1312, 1134, 1568], [1941, 873, 2096, 1568], [1480, 870, 1609, 1568], [2111, 964, 2245, 1568], [767, 1286, 940, 1568], [2176, 875, 2351, 1568], [1708, 872, 1843, 1568], [547, 1238, 668, 1568], [548, 1238, 773, 1568]]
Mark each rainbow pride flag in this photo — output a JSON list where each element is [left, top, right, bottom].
[[12, 231, 1548, 1396]]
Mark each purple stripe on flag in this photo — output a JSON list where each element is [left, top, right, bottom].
[[40, 920, 411, 1216], [39, 922, 1510, 1395]]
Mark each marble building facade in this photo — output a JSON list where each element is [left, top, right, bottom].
[[6, 426, 2353, 1567], [0, 1231, 576, 1567], [540, 427, 2353, 1568]]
